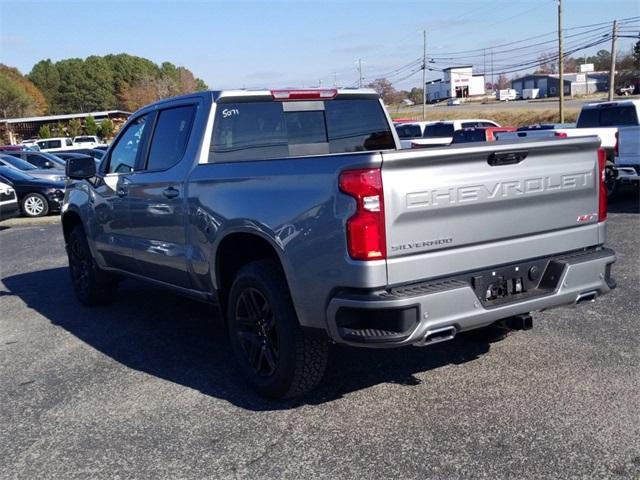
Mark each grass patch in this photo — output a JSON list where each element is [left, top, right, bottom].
[[390, 109, 579, 127]]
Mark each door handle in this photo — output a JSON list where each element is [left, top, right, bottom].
[[162, 187, 180, 199]]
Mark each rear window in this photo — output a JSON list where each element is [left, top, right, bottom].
[[423, 123, 454, 138], [452, 130, 487, 143], [395, 124, 422, 139], [577, 105, 639, 127], [209, 99, 394, 162]]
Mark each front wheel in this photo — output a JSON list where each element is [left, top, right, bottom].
[[227, 260, 329, 399], [21, 193, 49, 217], [67, 225, 118, 305]]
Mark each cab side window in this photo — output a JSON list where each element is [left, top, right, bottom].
[[146, 105, 196, 171], [107, 114, 149, 174]]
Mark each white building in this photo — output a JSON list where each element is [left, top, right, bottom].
[[426, 66, 485, 103]]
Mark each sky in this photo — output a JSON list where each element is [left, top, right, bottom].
[[0, 0, 638, 91]]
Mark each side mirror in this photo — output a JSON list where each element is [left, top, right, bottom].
[[66, 156, 96, 180]]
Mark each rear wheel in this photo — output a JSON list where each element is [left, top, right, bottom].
[[227, 260, 328, 399], [67, 225, 118, 305], [21, 193, 48, 217]]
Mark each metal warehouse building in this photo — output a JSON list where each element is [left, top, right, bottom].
[[510, 72, 609, 98]]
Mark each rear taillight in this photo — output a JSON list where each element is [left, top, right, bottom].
[[339, 168, 386, 260], [554, 132, 568, 138], [271, 89, 337, 101], [614, 131, 619, 158], [597, 148, 607, 222]]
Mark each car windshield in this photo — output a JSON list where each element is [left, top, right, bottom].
[[423, 123, 455, 138], [452, 130, 486, 143], [75, 137, 94, 143], [577, 105, 639, 127], [395, 124, 422, 139], [0, 166, 36, 181], [37, 152, 66, 167], [0, 155, 37, 170]]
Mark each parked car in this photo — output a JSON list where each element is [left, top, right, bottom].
[[73, 135, 103, 148], [616, 86, 635, 96], [614, 125, 640, 188], [54, 148, 105, 162], [62, 88, 615, 399], [394, 121, 437, 149], [564, 100, 640, 153], [451, 127, 516, 143], [5, 150, 66, 170], [411, 119, 501, 148], [20, 138, 40, 149], [0, 154, 66, 182], [53, 152, 100, 166], [495, 130, 569, 140], [94, 145, 109, 152], [0, 180, 19, 221], [0, 166, 65, 217], [35, 137, 79, 152]]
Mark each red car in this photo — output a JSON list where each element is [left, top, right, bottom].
[[451, 127, 517, 144]]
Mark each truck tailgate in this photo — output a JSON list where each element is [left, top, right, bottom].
[[381, 136, 603, 285]]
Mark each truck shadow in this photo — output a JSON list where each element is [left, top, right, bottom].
[[2, 267, 493, 411], [609, 188, 639, 214]]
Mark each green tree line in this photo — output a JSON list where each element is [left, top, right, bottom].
[[29, 53, 207, 114], [0, 54, 208, 119]]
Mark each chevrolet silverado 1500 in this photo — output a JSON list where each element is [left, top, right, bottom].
[[61, 88, 616, 398]]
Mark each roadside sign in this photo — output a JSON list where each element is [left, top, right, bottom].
[[580, 64, 594, 73]]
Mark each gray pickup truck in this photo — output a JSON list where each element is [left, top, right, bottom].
[[62, 88, 616, 398]]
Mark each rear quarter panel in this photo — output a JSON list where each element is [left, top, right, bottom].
[[185, 153, 388, 329]]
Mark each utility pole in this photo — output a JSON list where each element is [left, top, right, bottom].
[[422, 30, 427, 120], [333, 72, 338, 88], [358, 59, 363, 88], [491, 48, 494, 91], [608, 20, 617, 101], [558, 0, 564, 123], [483, 48, 487, 93]]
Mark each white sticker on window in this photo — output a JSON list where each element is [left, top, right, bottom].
[[222, 108, 239, 118]]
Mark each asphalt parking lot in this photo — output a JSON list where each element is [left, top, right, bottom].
[[1, 190, 639, 480]]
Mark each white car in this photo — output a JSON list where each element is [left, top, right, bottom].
[[0, 180, 19, 221], [35, 137, 76, 152], [410, 119, 501, 148], [73, 135, 103, 148], [394, 121, 438, 149]]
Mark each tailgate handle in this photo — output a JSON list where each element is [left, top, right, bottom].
[[488, 151, 527, 166]]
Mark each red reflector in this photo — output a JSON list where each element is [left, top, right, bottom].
[[554, 132, 568, 138], [614, 131, 619, 157], [597, 148, 607, 222], [339, 168, 386, 260], [271, 89, 337, 101]]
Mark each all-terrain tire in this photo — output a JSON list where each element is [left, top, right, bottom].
[[227, 260, 329, 399], [67, 224, 118, 305]]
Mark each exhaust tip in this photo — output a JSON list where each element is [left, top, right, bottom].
[[414, 325, 457, 347], [576, 290, 598, 305]]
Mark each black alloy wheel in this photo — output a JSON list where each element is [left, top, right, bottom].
[[234, 287, 279, 377], [67, 225, 117, 305]]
